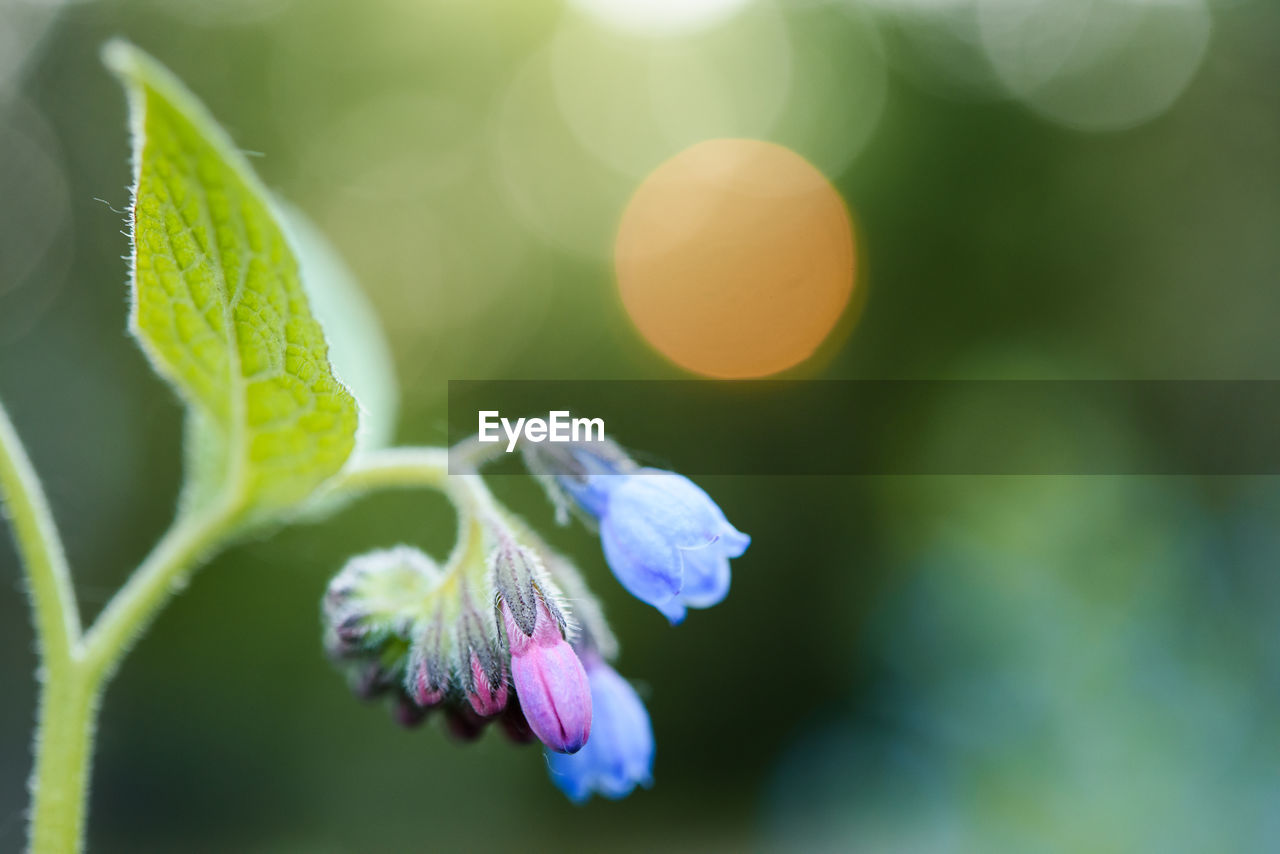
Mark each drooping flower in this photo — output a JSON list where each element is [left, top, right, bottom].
[[322, 546, 517, 734], [596, 469, 750, 623], [526, 442, 750, 623], [547, 653, 653, 803], [323, 540, 596, 755], [502, 599, 592, 754], [321, 440, 746, 802]]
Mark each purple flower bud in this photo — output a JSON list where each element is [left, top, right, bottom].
[[392, 694, 429, 729], [333, 614, 366, 647], [409, 658, 445, 707], [351, 661, 395, 701], [502, 602, 592, 754], [323, 547, 447, 703], [406, 612, 448, 707], [323, 623, 362, 659], [547, 654, 654, 803], [445, 705, 488, 742], [467, 650, 509, 716], [454, 577, 510, 716], [492, 539, 543, 639]]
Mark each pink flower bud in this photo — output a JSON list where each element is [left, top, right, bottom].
[[502, 602, 592, 754], [410, 659, 445, 707], [392, 695, 428, 729], [467, 650, 509, 716], [445, 706, 487, 742], [351, 661, 393, 700]]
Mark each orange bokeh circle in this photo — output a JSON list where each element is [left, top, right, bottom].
[[615, 139, 856, 378]]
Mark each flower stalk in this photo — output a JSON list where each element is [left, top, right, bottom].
[[4, 430, 461, 854]]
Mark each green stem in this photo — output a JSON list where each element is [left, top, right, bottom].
[[18, 489, 243, 854], [2, 399, 245, 852], [4, 440, 465, 853], [0, 403, 91, 853], [26, 664, 98, 854], [80, 500, 243, 683], [332, 447, 452, 494], [334, 446, 502, 524], [0, 402, 81, 661]]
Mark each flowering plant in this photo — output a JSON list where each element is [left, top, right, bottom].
[[0, 43, 748, 852], [324, 440, 749, 801]]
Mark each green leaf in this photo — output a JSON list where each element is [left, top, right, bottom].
[[104, 41, 358, 519], [281, 204, 399, 453]]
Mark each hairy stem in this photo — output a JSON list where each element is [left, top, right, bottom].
[[80, 500, 243, 684], [333, 446, 504, 546], [332, 446, 452, 493], [0, 403, 90, 852], [18, 485, 243, 854], [26, 665, 97, 853], [0, 402, 81, 662], [7, 442, 468, 853]]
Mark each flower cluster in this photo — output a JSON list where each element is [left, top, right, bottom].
[[322, 439, 749, 801]]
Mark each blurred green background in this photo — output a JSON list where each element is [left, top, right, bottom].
[[2, 0, 1279, 850]]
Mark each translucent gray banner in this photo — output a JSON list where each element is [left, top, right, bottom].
[[446, 381, 1280, 475]]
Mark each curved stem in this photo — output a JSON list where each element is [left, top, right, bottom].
[[446, 434, 509, 473], [12, 442, 478, 853], [0, 401, 81, 663], [81, 446, 480, 682], [0, 402, 91, 853], [332, 446, 496, 520], [20, 487, 243, 854], [80, 500, 243, 683], [333, 447, 452, 493]]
